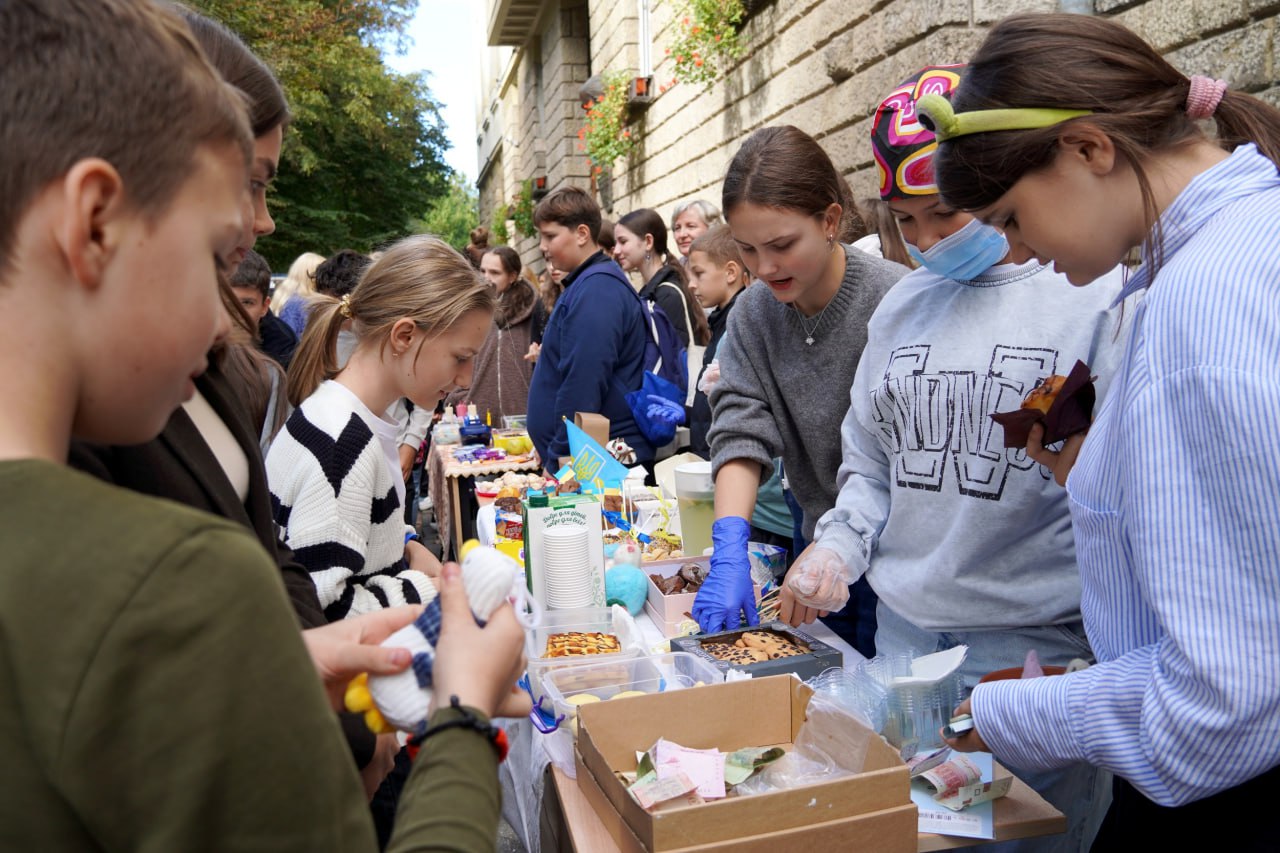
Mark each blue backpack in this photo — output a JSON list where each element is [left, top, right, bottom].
[[638, 298, 689, 398], [600, 264, 689, 398]]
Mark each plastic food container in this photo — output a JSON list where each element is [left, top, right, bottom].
[[525, 606, 643, 704], [540, 651, 724, 735]]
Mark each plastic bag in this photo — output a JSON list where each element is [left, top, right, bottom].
[[733, 694, 874, 796]]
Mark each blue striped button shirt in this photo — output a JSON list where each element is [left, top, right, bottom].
[[971, 144, 1280, 807]]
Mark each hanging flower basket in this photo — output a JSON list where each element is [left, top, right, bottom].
[[577, 70, 637, 174], [664, 0, 748, 90]]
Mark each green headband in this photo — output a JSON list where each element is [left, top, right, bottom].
[[916, 93, 1092, 142]]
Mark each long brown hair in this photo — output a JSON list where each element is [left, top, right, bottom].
[[933, 13, 1280, 269], [618, 208, 711, 346], [214, 276, 286, 441], [286, 234, 495, 407]]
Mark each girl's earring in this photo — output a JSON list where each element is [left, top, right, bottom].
[[644, 250, 652, 262], [827, 234, 835, 251]]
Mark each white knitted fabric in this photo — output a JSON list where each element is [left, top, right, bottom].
[[266, 380, 437, 621], [369, 545, 521, 731]]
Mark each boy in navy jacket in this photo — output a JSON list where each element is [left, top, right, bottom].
[[526, 187, 654, 470]]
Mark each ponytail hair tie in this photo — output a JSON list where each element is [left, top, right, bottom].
[[1186, 75, 1228, 121], [339, 293, 354, 319]]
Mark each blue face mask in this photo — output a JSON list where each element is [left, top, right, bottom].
[[906, 217, 1009, 281]]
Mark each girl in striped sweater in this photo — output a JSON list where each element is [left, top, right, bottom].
[[268, 235, 493, 622]]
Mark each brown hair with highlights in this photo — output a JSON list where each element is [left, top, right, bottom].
[[933, 13, 1280, 267], [179, 8, 290, 137], [0, 0, 252, 278], [287, 234, 495, 406]]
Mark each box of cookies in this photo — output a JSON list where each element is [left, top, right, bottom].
[[670, 622, 842, 682]]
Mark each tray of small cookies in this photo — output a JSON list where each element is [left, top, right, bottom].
[[670, 621, 843, 681]]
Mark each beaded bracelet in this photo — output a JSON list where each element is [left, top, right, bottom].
[[407, 696, 508, 763]]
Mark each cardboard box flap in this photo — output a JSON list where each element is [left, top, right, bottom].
[[578, 676, 803, 767]]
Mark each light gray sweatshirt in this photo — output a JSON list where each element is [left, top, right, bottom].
[[708, 247, 907, 538], [814, 261, 1132, 630]]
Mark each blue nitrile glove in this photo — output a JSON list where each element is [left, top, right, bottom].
[[644, 394, 686, 426], [692, 516, 759, 633]]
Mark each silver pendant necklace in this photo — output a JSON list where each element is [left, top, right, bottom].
[[794, 300, 832, 346]]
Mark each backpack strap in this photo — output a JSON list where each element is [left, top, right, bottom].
[[657, 280, 695, 348]]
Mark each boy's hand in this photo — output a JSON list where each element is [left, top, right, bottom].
[[302, 606, 421, 710], [399, 444, 417, 481], [429, 562, 526, 719], [359, 733, 401, 800]]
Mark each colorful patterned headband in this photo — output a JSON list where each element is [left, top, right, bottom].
[[870, 64, 965, 200], [915, 93, 1092, 143]]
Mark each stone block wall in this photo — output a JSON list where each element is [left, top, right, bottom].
[[478, 0, 1279, 265]]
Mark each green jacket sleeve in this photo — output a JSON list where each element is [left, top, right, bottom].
[[388, 706, 502, 852], [51, 526, 377, 853]]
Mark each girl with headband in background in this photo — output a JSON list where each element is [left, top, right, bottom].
[[921, 14, 1280, 848], [783, 65, 1132, 852]]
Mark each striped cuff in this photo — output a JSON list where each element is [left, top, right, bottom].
[[970, 672, 1086, 771]]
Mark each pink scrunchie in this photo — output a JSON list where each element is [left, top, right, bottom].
[[1186, 75, 1228, 120]]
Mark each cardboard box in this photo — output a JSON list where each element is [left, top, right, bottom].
[[670, 622, 843, 682], [576, 676, 915, 852], [522, 491, 605, 609], [576, 412, 611, 446]]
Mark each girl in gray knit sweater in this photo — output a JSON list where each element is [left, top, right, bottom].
[[691, 126, 908, 656]]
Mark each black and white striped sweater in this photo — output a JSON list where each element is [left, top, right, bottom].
[[266, 381, 437, 621]]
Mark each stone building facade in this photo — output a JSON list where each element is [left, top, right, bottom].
[[477, 0, 1280, 267]]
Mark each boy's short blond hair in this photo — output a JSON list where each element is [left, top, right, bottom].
[[688, 224, 746, 271], [0, 0, 253, 276]]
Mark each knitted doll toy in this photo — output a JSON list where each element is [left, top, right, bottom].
[[345, 541, 524, 734]]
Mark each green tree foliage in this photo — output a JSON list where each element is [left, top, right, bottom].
[[190, 0, 452, 269], [415, 172, 479, 251]]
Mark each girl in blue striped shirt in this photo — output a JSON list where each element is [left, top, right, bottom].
[[922, 13, 1280, 849]]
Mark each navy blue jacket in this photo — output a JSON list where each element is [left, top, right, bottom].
[[527, 251, 654, 466]]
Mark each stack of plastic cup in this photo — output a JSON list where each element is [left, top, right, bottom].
[[541, 526, 595, 609]]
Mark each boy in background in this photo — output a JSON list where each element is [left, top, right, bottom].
[[526, 187, 654, 471], [230, 248, 297, 368]]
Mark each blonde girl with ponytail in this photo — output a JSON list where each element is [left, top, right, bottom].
[[269, 235, 494, 622]]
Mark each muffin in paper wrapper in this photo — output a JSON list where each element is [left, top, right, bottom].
[[990, 360, 1095, 448]]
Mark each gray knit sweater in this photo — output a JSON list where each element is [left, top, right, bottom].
[[708, 247, 907, 538]]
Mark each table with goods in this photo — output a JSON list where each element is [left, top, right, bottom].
[[468, 444, 1065, 853]]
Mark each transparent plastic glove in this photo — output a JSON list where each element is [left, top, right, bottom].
[[698, 360, 721, 396], [692, 516, 758, 633], [784, 546, 854, 612]]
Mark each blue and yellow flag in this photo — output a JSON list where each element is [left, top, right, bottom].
[[565, 418, 630, 487]]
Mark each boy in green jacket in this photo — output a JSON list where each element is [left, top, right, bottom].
[[0, 2, 523, 850]]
